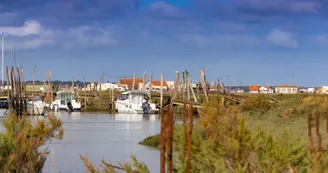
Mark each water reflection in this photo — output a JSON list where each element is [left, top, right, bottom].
[[41, 112, 160, 173]]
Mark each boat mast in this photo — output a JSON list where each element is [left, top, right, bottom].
[[1, 33, 4, 93]]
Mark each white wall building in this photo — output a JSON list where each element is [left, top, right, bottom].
[[259, 86, 274, 94], [275, 86, 298, 94]]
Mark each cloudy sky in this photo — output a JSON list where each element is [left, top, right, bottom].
[[0, 0, 327, 86]]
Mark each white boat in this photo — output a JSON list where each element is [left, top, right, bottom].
[[115, 90, 159, 114], [52, 91, 81, 111], [26, 96, 47, 115], [0, 96, 8, 116]]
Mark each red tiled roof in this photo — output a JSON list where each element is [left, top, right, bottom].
[[119, 78, 143, 88], [249, 84, 259, 91], [151, 81, 168, 86]]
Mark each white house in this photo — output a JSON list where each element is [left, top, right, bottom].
[[259, 86, 274, 94], [97, 83, 128, 91], [145, 81, 169, 92], [166, 81, 175, 90], [307, 88, 315, 93], [275, 86, 298, 94]]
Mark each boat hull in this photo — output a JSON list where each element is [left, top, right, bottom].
[[115, 101, 158, 114], [26, 106, 47, 115]]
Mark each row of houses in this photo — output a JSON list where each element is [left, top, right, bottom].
[[249, 85, 299, 94], [84, 78, 174, 92], [249, 85, 328, 94]]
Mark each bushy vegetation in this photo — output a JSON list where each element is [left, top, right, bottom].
[[85, 94, 328, 172], [138, 134, 161, 148], [80, 154, 150, 173], [0, 114, 63, 172]]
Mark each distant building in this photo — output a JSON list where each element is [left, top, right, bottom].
[[236, 88, 244, 93], [307, 88, 315, 93], [119, 78, 143, 90], [299, 89, 307, 93], [96, 83, 128, 91], [166, 81, 175, 90], [275, 86, 298, 94], [249, 84, 259, 93], [145, 81, 169, 92], [316, 86, 328, 94], [259, 86, 274, 94]]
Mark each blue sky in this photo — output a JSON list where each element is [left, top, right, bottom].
[[0, 0, 327, 86]]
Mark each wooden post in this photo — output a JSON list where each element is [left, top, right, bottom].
[[32, 65, 36, 115], [187, 75, 198, 102], [186, 71, 190, 101], [160, 110, 166, 173], [167, 105, 173, 173], [183, 102, 187, 159], [132, 73, 136, 91], [142, 73, 145, 91], [187, 105, 194, 173], [83, 76, 87, 111], [149, 73, 153, 100], [200, 68, 209, 102], [170, 71, 180, 104], [160, 74, 164, 110]]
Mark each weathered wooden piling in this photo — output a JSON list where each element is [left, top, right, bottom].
[[167, 105, 173, 173], [183, 102, 187, 159], [160, 108, 167, 173], [187, 104, 194, 173]]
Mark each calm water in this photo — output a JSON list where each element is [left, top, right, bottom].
[[0, 112, 161, 173]]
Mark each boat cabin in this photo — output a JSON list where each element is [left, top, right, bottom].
[[118, 91, 150, 104], [56, 91, 77, 105]]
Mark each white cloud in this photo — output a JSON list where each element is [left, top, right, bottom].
[[266, 29, 298, 48], [179, 34, 260, 48], [0, 20, 42, 36], [0, 20, 118, 50], [58, 26, 118, 50]]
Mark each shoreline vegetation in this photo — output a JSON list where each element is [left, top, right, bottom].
[[133, 94, 328, 172], [2, 93, 328, 172]]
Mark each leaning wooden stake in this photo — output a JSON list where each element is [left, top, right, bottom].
[[187, 75, 198, 102], [183, 102, 188, 159], [170, 71, 180, 104], [200, 68, 209, 102], [167, 105, 173, 173], [160, 108, 167, 173], [187, 104, 193, 173], [186, 71, 190, 101]]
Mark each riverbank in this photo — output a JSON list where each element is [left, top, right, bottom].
[[139, 94, 328, 148]]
